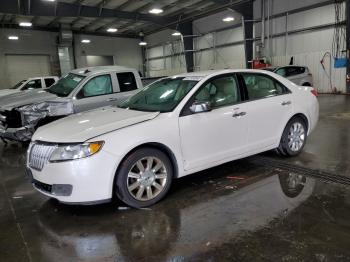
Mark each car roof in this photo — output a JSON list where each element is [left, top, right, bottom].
[[168, 69, 278, 79], [278, 65, 306, 68], [70, 66, 136, 76], [27, 76, 58, 79]]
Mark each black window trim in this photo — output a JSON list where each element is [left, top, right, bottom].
[[116, 71, 138, 93], [238, 72, 292, 103], [44, 77, 56, 88], [180, 73, 243, 117], [76, 73, 113, 99]]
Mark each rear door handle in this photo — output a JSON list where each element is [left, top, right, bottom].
[[281, 101, 292, 106], [232, 112, 247, 118], [107, 97, 118, 102]]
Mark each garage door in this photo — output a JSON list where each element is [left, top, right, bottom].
[[5, 55, 51, 86], [86, 55, 114, 67]]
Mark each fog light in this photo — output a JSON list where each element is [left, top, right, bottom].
[[52, 184, 73, 196]]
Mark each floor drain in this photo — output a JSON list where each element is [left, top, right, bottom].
[[249, 156, 350, 186]]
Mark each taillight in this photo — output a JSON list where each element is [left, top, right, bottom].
[[311, 88, 318, 97]]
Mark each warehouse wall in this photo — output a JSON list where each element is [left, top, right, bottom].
[[145, 29, 187, 77], [145, 10, 245, 77], [0, 29, 143, 89], [0, 28, 60, 88], [74, 34, 143, 73], [254, 0, 346, 93], [193, 10, 245, 71]]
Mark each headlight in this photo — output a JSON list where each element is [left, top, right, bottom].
[[50, 141, 104, 162]]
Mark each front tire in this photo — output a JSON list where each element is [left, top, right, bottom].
[[277, 117, 307, 156], [115, 148, 173, 208]]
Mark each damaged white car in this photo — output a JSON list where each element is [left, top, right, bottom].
[[0, 66, 143, 143]]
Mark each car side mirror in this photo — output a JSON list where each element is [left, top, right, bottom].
[[189, 101, 212, 114]]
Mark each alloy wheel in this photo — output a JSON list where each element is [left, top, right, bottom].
[[127, 157, 168, 201], [287, 122, 305, 152]]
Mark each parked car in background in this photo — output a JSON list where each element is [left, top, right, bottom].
[[0, 76, 59, 97], [26, 69, 319, 208], [263, 66, 313, 86], [0, 66, 143, 142]]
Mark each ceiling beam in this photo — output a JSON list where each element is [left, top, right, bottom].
[[0, 22, 139, 38], [146, 0, 252, 35], [0, 0, 174, 25]]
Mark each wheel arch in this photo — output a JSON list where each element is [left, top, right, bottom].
[[112, 142, 179, 199], [278, 112, 310, 144], [290, 113, 309, 132], [301, 82, 311, 87]]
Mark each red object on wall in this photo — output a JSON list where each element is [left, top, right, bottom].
[[251, 59, 271, 69]]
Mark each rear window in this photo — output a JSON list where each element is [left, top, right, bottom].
[[117, 72, 138, 92], [44, 78, 56, 87]]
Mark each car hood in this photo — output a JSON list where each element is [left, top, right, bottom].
[[0, 89, 20, 97], [0, 89, 57, 111], [33, 107, 160, 143]]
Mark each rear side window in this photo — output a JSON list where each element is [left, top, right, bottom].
[[286, 67, 305, 76], [44, 78, 55, 87], [21, 79, 42, 90], [78, 74, 112, 98], [298, 67, 306, 74], [117, 72, 137, 92], [242, 74, 286, 100]]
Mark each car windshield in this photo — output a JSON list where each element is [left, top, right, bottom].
[[119, 77, 199, 113], [48, 73, 85, 97], [10, 80, 26, 89]]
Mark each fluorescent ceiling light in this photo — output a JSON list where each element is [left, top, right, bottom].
[[172, 32, 181, 36], [8, 36, 19, 40], [139, 41, 147, 46], [107, 28, 118, 33], [45, 0, 56, 1], [222, 16, 234, 22], [149, 8, 163, 14], [19, 22, 32, 27], [81, 39, 91, 43]]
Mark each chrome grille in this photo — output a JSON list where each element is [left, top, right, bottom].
[[29, 143, 56, 171]]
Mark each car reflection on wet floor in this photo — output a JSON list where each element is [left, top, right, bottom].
[[1, 142, 350, 262]]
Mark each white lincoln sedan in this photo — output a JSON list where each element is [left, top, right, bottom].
[[26, 69, 319, 207]]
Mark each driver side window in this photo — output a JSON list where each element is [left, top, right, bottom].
[[78, 74, 112, 98], [194, 75, 240, 109], [22, 79, 42, 90]]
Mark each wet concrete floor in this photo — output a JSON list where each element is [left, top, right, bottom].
[[1, 94, 350, 261]]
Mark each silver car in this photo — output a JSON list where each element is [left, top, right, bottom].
[[263, 66, 313, 86], [0, 66, 143, 142]]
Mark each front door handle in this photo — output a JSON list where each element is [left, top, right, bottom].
[[107, 97, 118, 102], [281, 101, 292, 106], [232, 112, 247, 118]]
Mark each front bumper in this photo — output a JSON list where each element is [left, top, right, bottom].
[[27, 149, 121, 203], [0, 123, 33, 142]]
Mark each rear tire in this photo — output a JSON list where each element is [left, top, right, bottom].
[[115, 148, 173, 208], [278, 117, 307, 157]]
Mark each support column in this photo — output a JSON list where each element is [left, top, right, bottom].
[[230, 1, 254, 69], [178, 21, 194, 72]]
